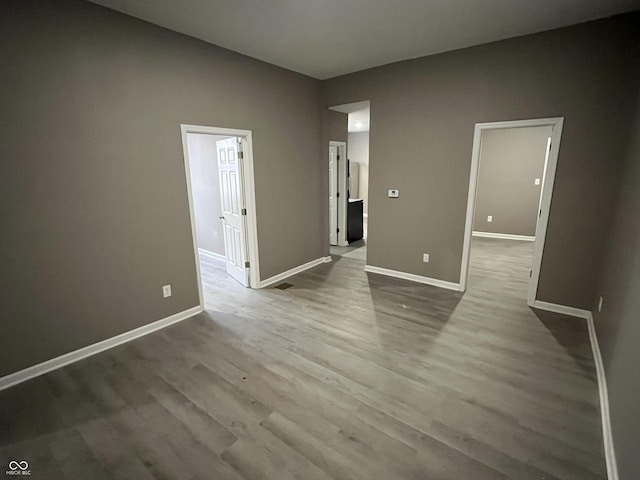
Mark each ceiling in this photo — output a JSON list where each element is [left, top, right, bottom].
[[330, 101, 370, 132], [89, 0, 640, 79]]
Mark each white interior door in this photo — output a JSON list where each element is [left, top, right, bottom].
[[217, 137, 249, 286], [329, 145, 338, 245]]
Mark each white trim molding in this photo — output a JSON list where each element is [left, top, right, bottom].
[[198, 248, 226, 262], [587, 312, 619, 480], [531, 300, 591, 320], [364, 265, 461, 291], [0, 305, 203, 392], [472, 231, 535, 242], [180, 124, 261, 291], [531, 301, 619, 480], [260, 256, 332, 288], [459, 117, 564, 301], [330, 141, 349, 247]]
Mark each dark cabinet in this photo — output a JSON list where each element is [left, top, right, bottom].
[[347, 199, 364, 243]]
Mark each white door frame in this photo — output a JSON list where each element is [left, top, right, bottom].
[[459, 117, 564, 306], [180, 124, 261, 302], [330, 141, 348, 246]]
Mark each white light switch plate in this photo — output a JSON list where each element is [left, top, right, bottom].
[[534, 178, 541, 185], [388, 189, 399, 198], [162, 285, 172, 298], [487, 215, 493, 222]]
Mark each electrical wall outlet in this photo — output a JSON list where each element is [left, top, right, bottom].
[[162, 285, 172, 298], [423, 253, 430, 263], [487, 215, 493, 222], [598, 296, 604, 312], [388, 189, 399, 198]]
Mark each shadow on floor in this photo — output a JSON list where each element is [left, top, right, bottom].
[[530, 307, 598, 382]]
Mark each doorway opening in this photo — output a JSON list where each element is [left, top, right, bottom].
[[346, 105, 370, 240], [180, 125, 260, 305], [460, 117, 564, 306], [328, 101, 370, 262]]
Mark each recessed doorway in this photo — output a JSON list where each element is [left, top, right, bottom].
[[180, 125, 260, 303], [460, 117, 564, 307], [328, 100, 370, 256]]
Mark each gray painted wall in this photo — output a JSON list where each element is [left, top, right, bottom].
[[187, 133, 226, 256], [474, 126, 552, 237], [592, 92, 640, 480], [322, 13, 640, 308], [0, 0, 323, 377], [326, 110, 349, 143], [348, 132, 369, 213]]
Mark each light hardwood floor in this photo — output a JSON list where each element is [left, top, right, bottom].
[[0, 238, 605, 479]]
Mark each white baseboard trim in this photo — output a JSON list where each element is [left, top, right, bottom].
[[531, 300, 591, 320], [0, 305, 203, 392], [472, 231, 535, 242], [364, 265, 461, 291], [532, 300, 618, 479], [586, 312, 619, 480], [198, 248, 226, 262], [260, 256, 332, 288]]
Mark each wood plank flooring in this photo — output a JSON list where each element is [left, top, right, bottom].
[[0, 238, 606, 479]]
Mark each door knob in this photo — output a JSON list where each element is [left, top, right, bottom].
[[218, 216, 225, 220]]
